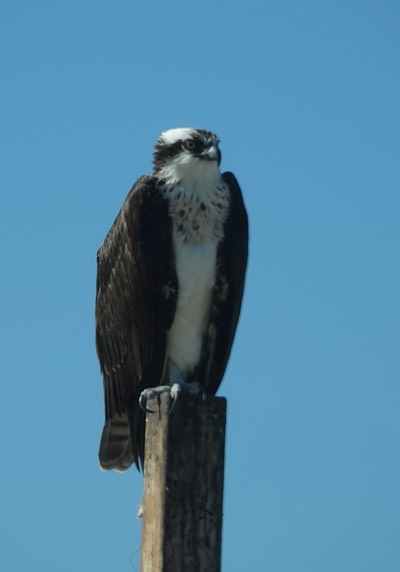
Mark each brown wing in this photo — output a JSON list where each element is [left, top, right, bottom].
[[202, 171, 249, 393], [95, 175, 177, 470]]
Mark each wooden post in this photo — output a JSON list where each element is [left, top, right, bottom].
[[140, 393, 227, 572]]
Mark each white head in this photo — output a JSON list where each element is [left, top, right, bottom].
[[153, 128, 221, 182]]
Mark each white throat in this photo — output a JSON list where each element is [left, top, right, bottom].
[[157, 156, 221, 190]]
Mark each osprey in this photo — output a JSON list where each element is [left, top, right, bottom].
[[96, 128, 248, 471]]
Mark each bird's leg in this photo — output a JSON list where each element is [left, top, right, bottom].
[[139, 381, 204, 414], [138, 385, 173, 413], [169, 381, 203, 412]]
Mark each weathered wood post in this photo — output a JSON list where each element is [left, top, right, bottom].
[[140, 392, 227, 572]]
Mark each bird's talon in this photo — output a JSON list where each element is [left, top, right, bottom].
[[168, 398, 178, 414], [168, 384, 181, 413], [139, 390, 157, 413]]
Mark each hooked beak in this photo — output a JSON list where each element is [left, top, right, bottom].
[[200, 145, 221, 165]]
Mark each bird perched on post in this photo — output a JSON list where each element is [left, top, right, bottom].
[[95, 128, 248, 471]]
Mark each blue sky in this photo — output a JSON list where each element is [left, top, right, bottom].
[[1, 1, 399, 570]]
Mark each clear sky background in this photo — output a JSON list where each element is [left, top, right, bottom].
[[1, 1, 399, 571]]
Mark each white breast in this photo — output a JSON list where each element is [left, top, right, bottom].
[[166, 234, 217, 377], [159, 162, 230, 381]]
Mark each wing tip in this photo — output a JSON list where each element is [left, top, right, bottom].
[[98, 417, 134, 472]]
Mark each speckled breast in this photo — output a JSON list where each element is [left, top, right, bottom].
[[162, 182, 230, 243]]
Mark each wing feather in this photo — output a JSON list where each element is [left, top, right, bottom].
[[202, 171, 249, 393]]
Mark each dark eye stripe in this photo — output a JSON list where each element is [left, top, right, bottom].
[[153, 130, 220, 172]]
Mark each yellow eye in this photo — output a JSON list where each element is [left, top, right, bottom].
[[184, 139, 196, 150]]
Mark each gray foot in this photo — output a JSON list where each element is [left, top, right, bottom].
[[139, 382, 204, 413], [139, 385, 173, 413]]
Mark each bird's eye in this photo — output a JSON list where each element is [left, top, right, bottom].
[[184, 139, 196, 150]]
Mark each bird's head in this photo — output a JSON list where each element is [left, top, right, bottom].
[[153, 128, 222, 183]]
